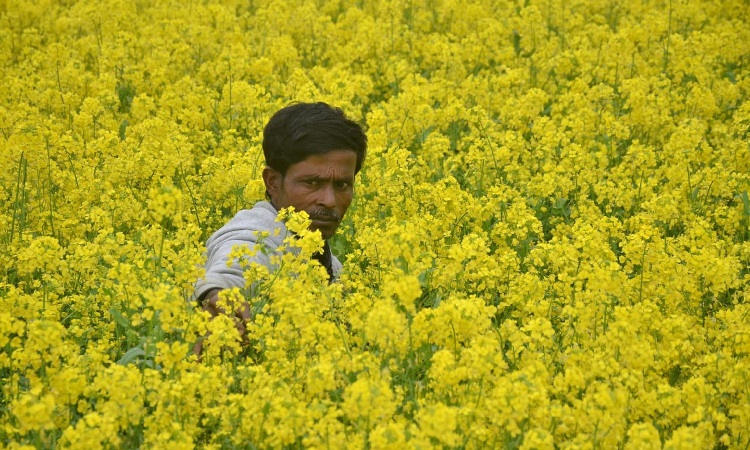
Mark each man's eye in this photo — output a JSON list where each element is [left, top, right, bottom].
[[305, 180, 320, 186], [335, 181, 351, 189]]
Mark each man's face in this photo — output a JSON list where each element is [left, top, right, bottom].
[[263, 150, 358, 240]]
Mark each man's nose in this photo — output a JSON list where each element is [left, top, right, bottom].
[[317, 184, 336, 208]]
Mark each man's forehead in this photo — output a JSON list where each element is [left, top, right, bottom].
[[291, 150, 357, 172]]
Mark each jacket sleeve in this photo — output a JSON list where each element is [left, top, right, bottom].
[[194, 230, 268, 301]]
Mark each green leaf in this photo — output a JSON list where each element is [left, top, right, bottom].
[[117, 345, 146, 365], [119, 119, 129, 141], [109, 307, 130, 328]]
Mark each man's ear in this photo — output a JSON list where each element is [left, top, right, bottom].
[[262, 166, 282, 197]]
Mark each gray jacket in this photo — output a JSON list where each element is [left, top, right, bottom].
[[194, 201, 342, 300]]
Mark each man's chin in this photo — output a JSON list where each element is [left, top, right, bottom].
[[311, 220, 338, 240]]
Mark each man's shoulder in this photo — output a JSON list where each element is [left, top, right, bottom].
[[206, 201, 283, 246], [231, 201, 278, 226]]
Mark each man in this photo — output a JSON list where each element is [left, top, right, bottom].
[[194, 102, 367, 335]]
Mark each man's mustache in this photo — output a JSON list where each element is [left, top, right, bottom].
[[308, 209, 342, 222]]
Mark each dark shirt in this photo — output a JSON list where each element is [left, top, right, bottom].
[[313, 241, 335, 282]]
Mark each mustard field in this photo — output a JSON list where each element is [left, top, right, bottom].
[[1, 0, 749, 448]]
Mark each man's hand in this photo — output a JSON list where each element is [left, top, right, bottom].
[[193, 289, 252, 357]]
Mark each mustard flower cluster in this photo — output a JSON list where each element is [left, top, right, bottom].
[[1, 0, 749, 448]]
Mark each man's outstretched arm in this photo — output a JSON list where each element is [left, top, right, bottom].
[[193, 288, 252, 357]]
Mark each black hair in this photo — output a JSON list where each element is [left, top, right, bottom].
[[262, 102, 367, 176]]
